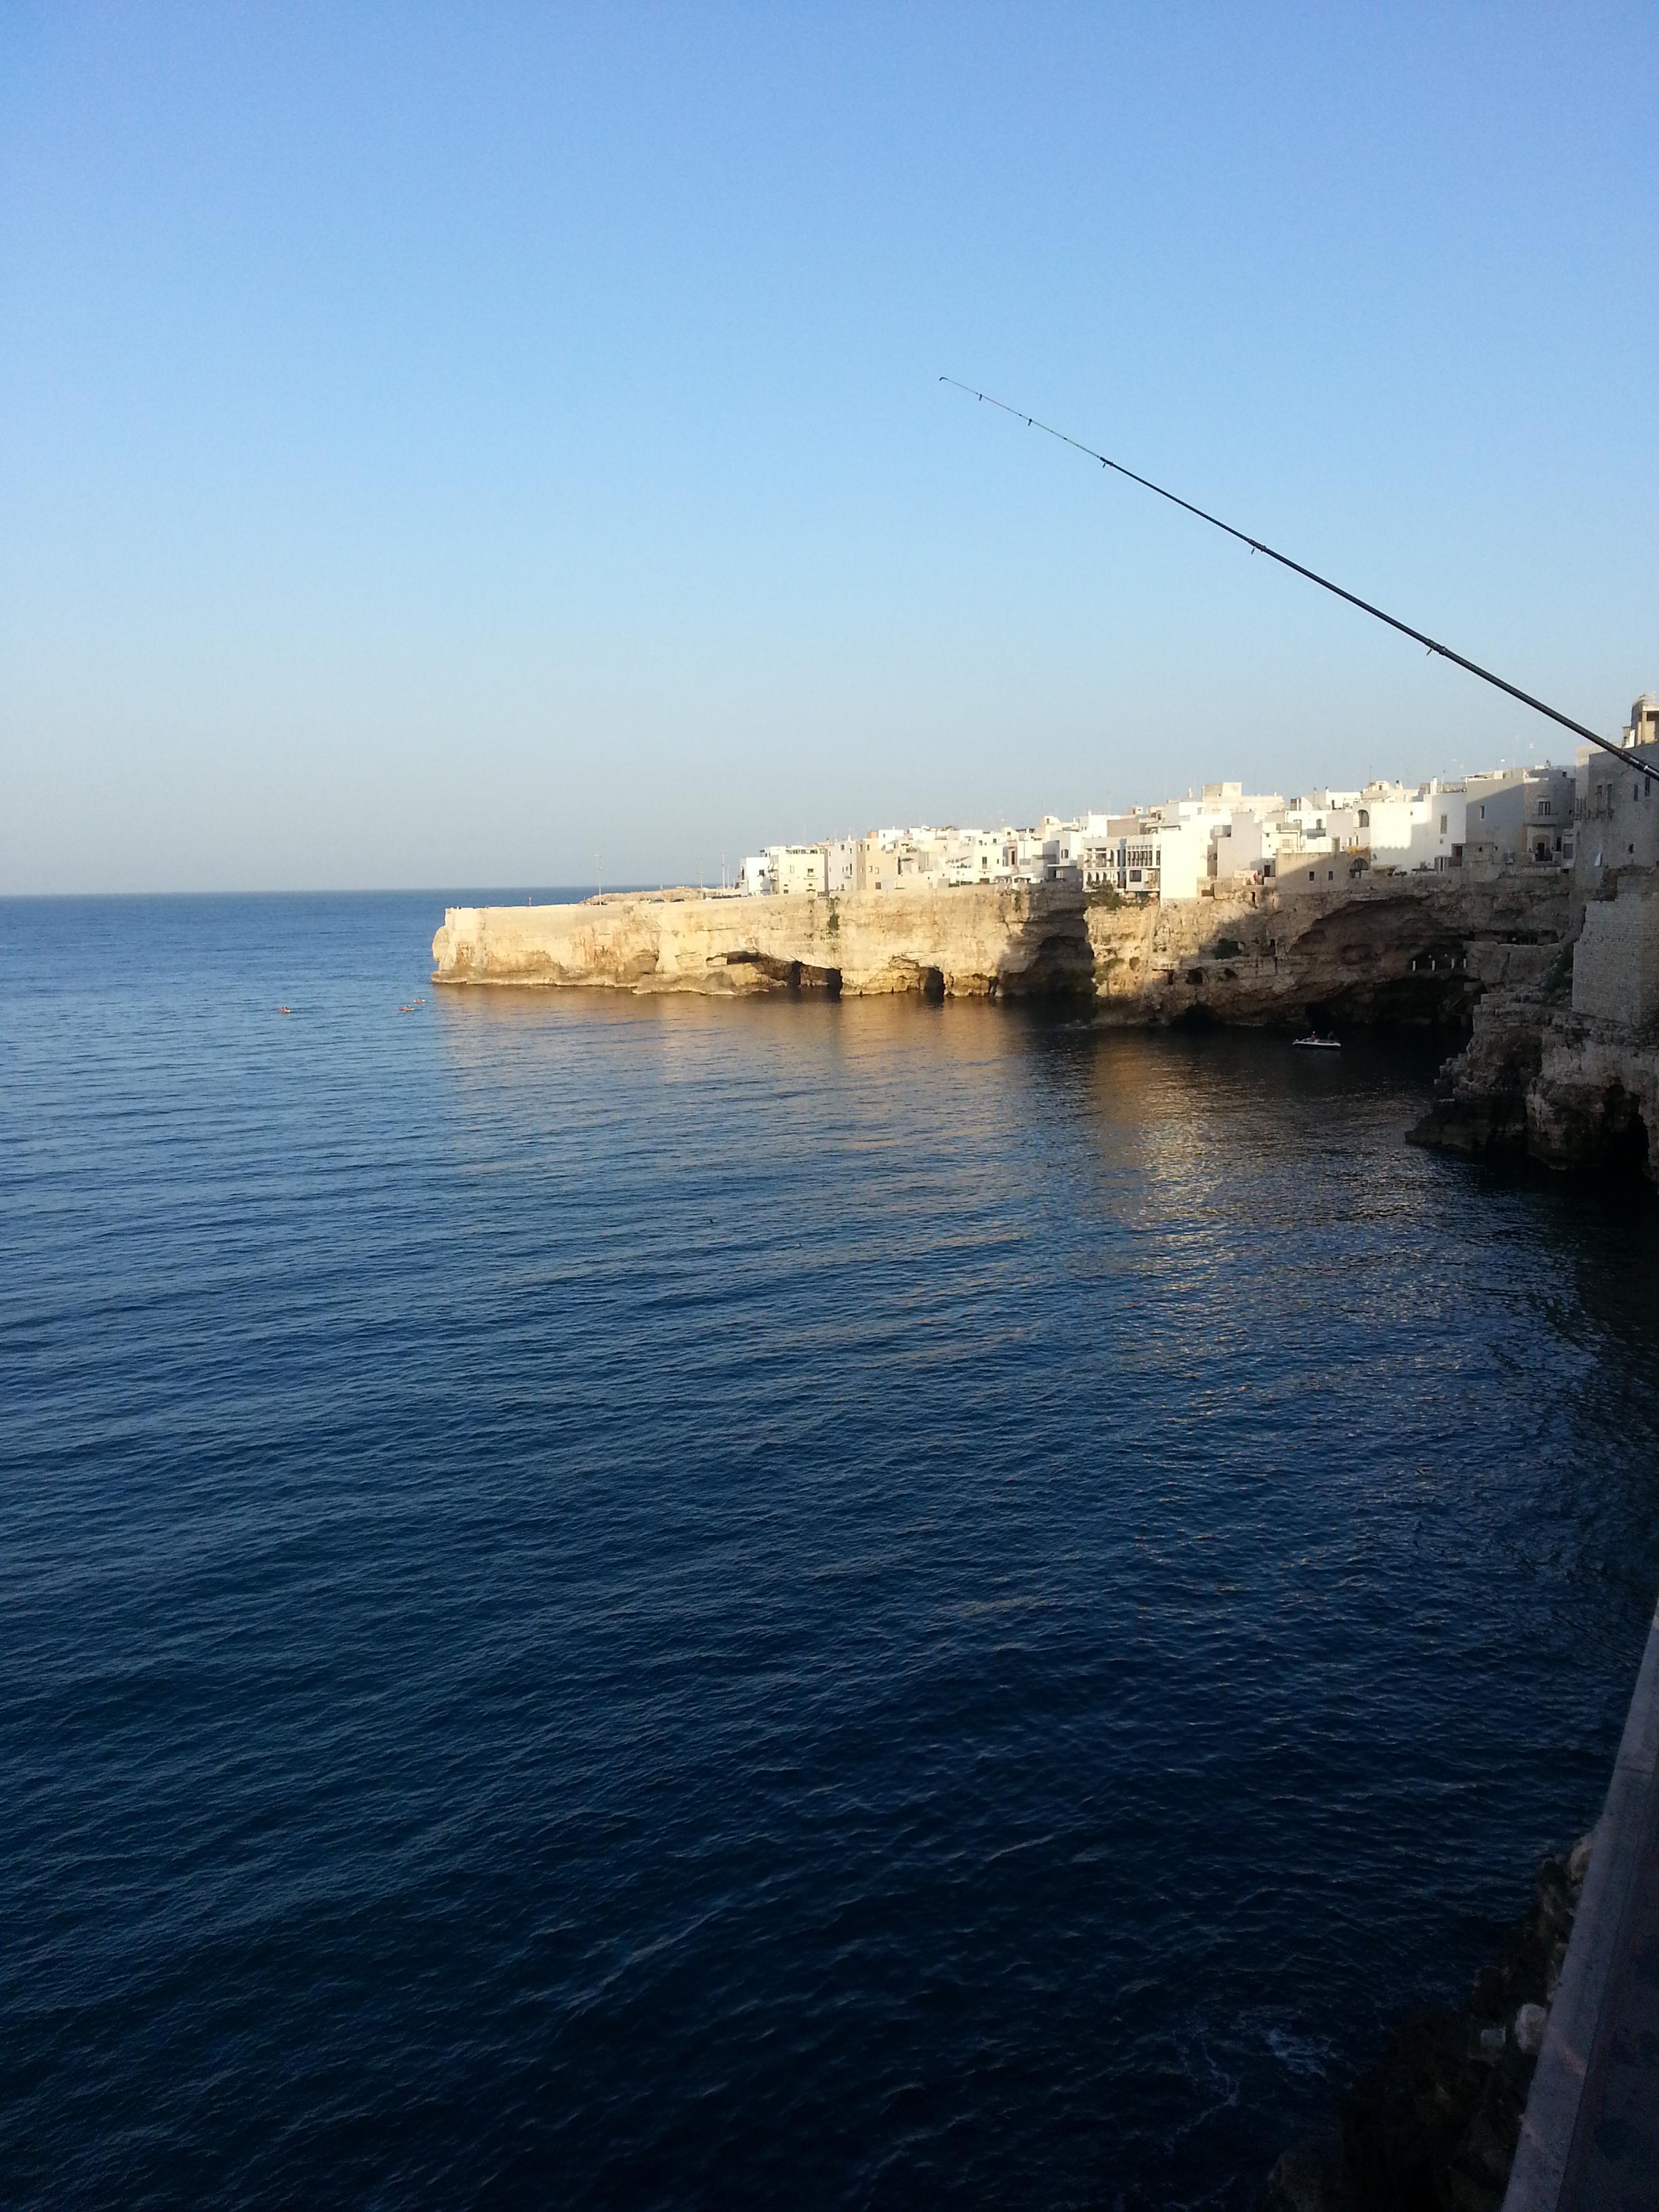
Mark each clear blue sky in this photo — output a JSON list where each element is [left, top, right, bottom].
[[4, 2, 1654, 892]]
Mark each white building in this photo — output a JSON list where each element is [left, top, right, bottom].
[[1115, 820, 1161, 896], [943, 830, 1019, 886], [1041, 822, 1092, 884], [1276, 853, 1365, 894], [1153, 815, 1214, 900], [1576, 700, 1659, 884], [823, 839, 858, 894], [854, 830, 928, 891], [1364, 779, 1467, 872], [1213, 815, 1267, 880], [730, 730, 1614, 905], [767, 844, 828, 896], [1460, 766, 1574, 869]]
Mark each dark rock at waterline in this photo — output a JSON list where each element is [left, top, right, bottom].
[[1407, 980, 1659, 1182], [1262, 2137, 1355, 2211], [1340, 2004, 1535, 2211], [1262, 1842, 1588, 2212]]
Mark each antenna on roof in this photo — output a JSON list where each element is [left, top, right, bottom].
[[941, 376, 1656, 783]]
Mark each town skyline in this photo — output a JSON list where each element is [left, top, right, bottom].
[[729, 695, 1659, 903]]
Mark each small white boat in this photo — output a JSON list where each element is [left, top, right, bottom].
[[1292, 1032, 1342, 1050]]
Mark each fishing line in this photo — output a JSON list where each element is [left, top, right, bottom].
[[940, 376, 1655, 781]]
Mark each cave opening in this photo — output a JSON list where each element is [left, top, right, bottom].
[[793, 963, 842, 998], [1602, 1091, 1652, 1180]]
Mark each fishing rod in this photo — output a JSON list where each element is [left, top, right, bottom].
[[941, 375, 1656, 783]]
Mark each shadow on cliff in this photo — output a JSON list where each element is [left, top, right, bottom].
[[1266, 897, 1488, 1029], [722, 950, 844, 996], [1146, 888, 1565, 1034]]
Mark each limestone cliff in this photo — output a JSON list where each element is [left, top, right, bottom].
[[432, 876, 1570, 1026], [1408, 872, 1659, 1177], [1406, 985, 1553, 1157], [1410, 989, 1659, 1175], [432, 884, 1094, 999], [1086, 875, 1566, 1030]]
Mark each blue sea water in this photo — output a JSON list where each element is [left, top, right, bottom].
[[3, 890, 1658, 2210]]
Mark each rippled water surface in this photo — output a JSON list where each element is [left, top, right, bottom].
[[4, 892, 1658, 2209]]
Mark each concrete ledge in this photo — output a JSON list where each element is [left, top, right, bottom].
[[1504, 1595, 1659, 2209]]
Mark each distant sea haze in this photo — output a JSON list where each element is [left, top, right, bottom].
[[2, 891, 1655, 2209]]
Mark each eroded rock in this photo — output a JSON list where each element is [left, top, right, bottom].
[[1263, 1839, 1593, 2212], [1089, 876, 1568, 1031], [1410, 991, 1659, 1179], [432, 884, 1094, 999]]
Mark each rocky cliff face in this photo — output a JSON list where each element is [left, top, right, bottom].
[[1406, 985, 1553, 1158], [1410, 987, 1659, 1178], [1087, 875, 1567, 1030], [432, 876, 1571, 1027], [1408, 873, 1659, 1179], [431, 884, 1094, 999], [1527, 1015, 1659, 1171]]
